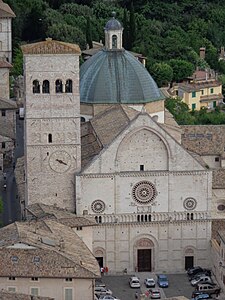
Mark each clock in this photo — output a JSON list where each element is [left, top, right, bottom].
[[49, 150, 72, 173]]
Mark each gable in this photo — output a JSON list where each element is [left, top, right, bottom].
[[82, 112, 205, 174]]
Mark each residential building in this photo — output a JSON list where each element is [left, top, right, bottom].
[[177, 69, 223, 110], [0, 218, 100, 300]]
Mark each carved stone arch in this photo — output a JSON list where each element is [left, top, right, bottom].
[[184, 246, 195, 255], [94, 247, 106, 268], [184, 246, 196, 270], [115, 126, 171, 172], [132, 235, 158, 272]]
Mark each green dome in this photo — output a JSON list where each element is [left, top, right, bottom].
[[80, 49, 164, 104]]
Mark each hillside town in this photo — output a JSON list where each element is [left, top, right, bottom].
[[1, 1, 225, 300]]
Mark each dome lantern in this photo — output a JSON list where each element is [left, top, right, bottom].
[[104, 12, 123, 50]]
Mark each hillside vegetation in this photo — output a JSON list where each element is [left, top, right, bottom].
[[5, 0, 225, 124]]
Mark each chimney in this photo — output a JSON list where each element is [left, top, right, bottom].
[[200, 47, 206, 59]]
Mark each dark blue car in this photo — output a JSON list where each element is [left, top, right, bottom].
[[157, 274, 169, 287]]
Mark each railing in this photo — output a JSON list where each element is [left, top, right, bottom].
[[93, 211, 210, 224]]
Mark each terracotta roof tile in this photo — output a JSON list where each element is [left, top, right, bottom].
[[0, 290, 53, 300], [21, 39, 81, 55], [0, 220, 100, 278], [0, 59, 12, 68], [0, 1, 15, 18]]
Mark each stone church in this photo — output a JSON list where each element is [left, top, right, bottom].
[[21, 15, 213, 274]]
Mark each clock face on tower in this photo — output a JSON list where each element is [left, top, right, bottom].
[[49, 150, 72, 173]]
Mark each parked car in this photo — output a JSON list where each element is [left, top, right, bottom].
[[189, 271, 212, 281], [191, 276, 213, 286], [187, 267, 211, 278], [194, 283, 221, 296], [149, 288, 161, 299], [144, 278, 156, 288], [157, 274, 169, 287], [98, 296, 120, 300], [191, 293, 212, 300], [129, 276, 141, 288], [95, 287, 112, 297]]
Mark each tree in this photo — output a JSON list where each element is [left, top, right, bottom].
[[168, 59, 195, 82], [122, 9, 129, 49], [86, 16, 93, 49], [150, 62, 173, 87], [12, 47, 23, 77], [165, 97, 195, 125], [128, 1, 136, 50], [47, 23, 86, 49]]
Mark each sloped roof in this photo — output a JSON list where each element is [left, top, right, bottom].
[[0, 290, 53, 300], [0, 59, 12, 68], [0, 220, 100, 278], [0, 97, 17, 109], [81, 105, 139, 167], [21, 39, 81, 55], [26, 203, 96, 227], [179, 80, 221, 92], [0, 1, 15, 18], [90, 105, 134, 146], [181, 125, 225, 156]]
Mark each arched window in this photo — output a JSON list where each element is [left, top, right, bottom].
[[55, 79, 63, 93], [112, 35, 117, 48], [33, 80, 40, 93], [42, 80, 50, 94], [65, 79, 73, 93], [48, 134, 52, 143], [80, 117, 86, 123]]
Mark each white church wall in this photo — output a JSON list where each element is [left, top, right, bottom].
[[93, 221, 211, 273]]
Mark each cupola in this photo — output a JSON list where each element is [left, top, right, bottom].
[[104, 12, 123, 50]]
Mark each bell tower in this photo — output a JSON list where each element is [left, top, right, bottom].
[[22, 39, 81, 212]]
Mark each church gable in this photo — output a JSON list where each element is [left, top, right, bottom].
[[117, 127, 169, 172], [82, 112, 205, 174]]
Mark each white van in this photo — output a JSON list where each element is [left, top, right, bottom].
[[129, 276, 141, 288]]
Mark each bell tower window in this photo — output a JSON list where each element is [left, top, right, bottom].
[[33, 80, 40, 94], [112, 35, 117, 48], [42, 80, 50, 94], [48, 134, 52, 143], [55, 79, 63, 93], [65, 79, 73, 93]]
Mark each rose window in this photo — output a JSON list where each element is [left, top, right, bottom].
[[91, 200, 105, 213], [183, 197, 197, 210], [217, 204, 225, 211], [132, 181, 157, 204]]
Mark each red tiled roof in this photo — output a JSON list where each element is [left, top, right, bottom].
[[0, 60, 12, 68], [0, 1, 15, 18]]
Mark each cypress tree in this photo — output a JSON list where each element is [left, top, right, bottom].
[[129, 1, 136, 50], [86, 16, 93, 49], [122, 9, 129, 49]]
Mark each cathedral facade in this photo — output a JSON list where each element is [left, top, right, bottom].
[[22, 16, 213, 274]]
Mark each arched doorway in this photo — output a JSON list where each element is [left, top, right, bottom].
[[184, 247, 195, 270], [94, 248, 105, 269], [134, 238, 154, 272]]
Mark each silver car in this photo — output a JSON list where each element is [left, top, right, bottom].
[[95, 286, 112, 297]]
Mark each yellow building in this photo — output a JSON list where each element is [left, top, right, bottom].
[[177, 70, 223, 110]]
